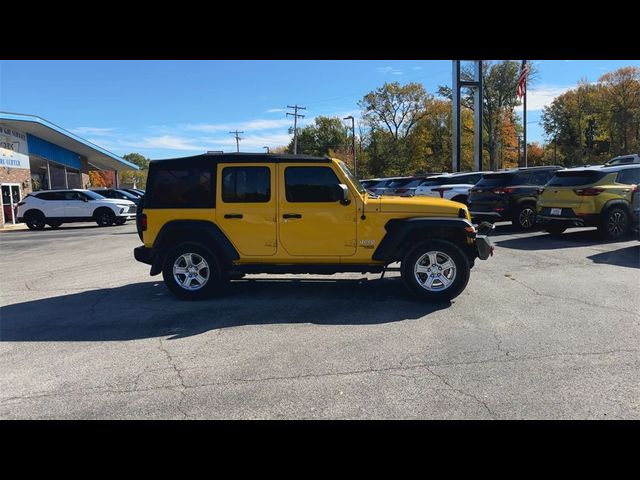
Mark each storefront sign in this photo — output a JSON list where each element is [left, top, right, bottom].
[[0, 126, 30, 169]]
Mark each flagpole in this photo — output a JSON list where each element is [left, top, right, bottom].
[[523, 60, 527, 168]]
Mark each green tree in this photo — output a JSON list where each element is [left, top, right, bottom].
[[122, 152, 150, 169], [287, 116, 349, 156], [358, 82, 430, 141]]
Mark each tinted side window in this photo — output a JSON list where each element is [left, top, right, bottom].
[[62, 191, 83, 201], [222, 167, 270, 203], [617, 168, 640, 185], [146, 168, 213, 208], [36, 192, 64, 200], [285, 167, 341, 202]]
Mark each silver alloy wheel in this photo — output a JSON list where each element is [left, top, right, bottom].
[[414, 251, 457, 291], [607, 210, 627, 237], [173, 253, 210, 291], [519, 207, 536, 228]]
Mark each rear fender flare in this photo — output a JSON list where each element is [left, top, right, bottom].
[[151, 220, 239, 275]]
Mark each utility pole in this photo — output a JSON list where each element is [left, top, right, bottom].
[[343, 116, 356, 177], [229, 130, 244, 153], [286, 105, 306, 154]]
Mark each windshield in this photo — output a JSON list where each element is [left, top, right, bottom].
[[338, 162, 365, 194], [547, 170, 606, 187], [115, 190, 139, 200], [83, 190, 107, 200], [475, 173, 520, 188], [420, 177, 451, 187]]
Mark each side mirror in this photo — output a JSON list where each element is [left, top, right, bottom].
[[82, 197, 89, 202], [337, 184, 350, 205]]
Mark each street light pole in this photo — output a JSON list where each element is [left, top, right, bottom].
[[263, 146, 270, 154], [343, 116, 356, 177]]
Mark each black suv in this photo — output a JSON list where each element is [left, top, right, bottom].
[[468, 166, 562, 230]]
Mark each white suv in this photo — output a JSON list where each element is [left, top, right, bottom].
[[414, 172, 487, 205], [17, 189, 136, 230]]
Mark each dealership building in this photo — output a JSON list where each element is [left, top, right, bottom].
[[0, 112, 139, 226]]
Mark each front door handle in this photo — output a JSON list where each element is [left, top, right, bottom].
[[282, 213, 302, 219], [224, 214, 243, 219]]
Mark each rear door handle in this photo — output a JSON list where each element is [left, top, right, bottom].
[[282, 213, 302, 219], [224, 214, 243, 219]]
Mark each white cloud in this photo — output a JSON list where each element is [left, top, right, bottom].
[[128, 135, 208, 151], [265, 108, 285, 113], [180, 118, 291, 133], [71, 127, 117, 136], [377, 66, 404, 76], [412, 66, 423, 71], [526, 84, 572, 110]]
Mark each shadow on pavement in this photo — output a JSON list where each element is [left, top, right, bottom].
[[0, 277, 449, 342], [587, 245, 640, 269], [494, 228, 634, 251]]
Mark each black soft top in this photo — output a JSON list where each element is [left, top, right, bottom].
[[149, 152, 332, 169]]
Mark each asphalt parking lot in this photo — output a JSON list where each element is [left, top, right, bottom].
[[1, 222, 638, 419]]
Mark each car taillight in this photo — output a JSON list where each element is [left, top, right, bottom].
[[140, 214, 147, 231], [432, 187, 452, 198], [631, 184, 638, 192], [573, 187, 604, 196], [493, 187, 515, 195], [396, 188, 408, 193]]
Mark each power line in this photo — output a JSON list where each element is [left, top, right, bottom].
[[229, 130, 244, 152], [286, 105, 306, 154]]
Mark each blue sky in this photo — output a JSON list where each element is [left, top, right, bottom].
[[2, 60, 639, 160]]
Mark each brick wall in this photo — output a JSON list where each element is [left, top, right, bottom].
[[1, 167, 32, 226]]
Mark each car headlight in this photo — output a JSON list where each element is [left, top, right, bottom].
[[116, 204, 130, 210]]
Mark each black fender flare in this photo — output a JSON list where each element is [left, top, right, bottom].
[[372, 217, 475, 263], [151, 220, 239, 275]]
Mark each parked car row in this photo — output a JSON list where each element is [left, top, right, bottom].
[[16, 188, 145, 230], [361, 161, 640, 239]]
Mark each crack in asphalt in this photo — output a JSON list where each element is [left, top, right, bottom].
[[422, 365, 496, 418], [509, 277, 640, 317], [157, 338, 190, 419], [2, 348, 638, 415]]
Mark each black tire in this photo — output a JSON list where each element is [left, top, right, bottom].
[[48, 221, 63, 229], [94, 208, 115, 227], [545, 226, 567, 236], [598, 206, 630, 240], [401, 239, 471, 302], [513, 203, 537, 230], [25, 211, 46, 231], [114, 218, 127, 225], [162, 243, 226, 300]]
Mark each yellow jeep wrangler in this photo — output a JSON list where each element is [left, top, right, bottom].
[[133, 153, 494, 301]]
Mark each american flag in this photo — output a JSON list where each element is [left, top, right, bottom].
[[517, 60, 528, 98]]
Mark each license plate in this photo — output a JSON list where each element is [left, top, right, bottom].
[[550, 208, 562, 216]]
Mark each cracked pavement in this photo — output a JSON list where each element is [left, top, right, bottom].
[[1, 222, 639, 419]]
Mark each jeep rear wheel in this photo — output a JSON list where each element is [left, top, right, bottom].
[[401, 240, 470, 301], [162, 243, 226, 300]]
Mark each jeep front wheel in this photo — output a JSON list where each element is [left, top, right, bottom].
[[401, 240, 470, 301], [162, 243, 225, 300]]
